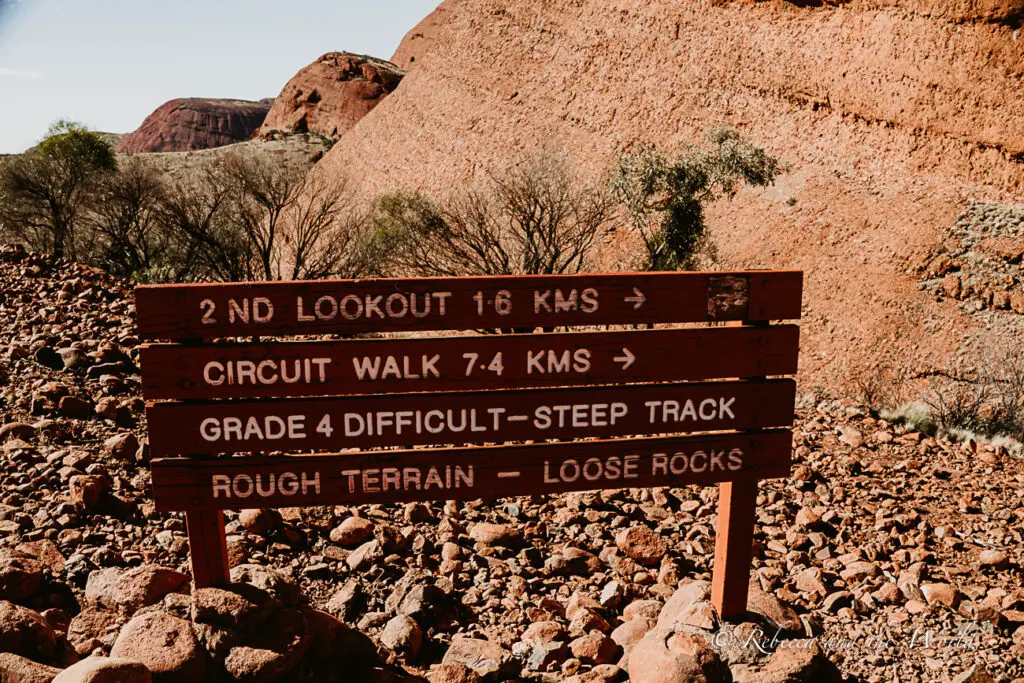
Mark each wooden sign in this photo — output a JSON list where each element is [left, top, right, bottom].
[[140, 326, 799, 400], [150, 430, 793, 511], [135, 270, 803, 620], [135, 271, 802, 340], [146, 379, 797, 456]]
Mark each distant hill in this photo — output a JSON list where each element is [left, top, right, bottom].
[[116, 98, 272, 153]]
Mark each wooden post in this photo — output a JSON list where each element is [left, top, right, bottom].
[[710, 301, 770, 620], [175, 335, 231, 589], [711, 478, 758, 619], [185, 508, 230, 588]]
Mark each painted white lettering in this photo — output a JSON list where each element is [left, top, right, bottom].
[[303, 471, 319, 494], [212, 475, 231, 498], [228, 298, 249, 324], [720, 397, 736, 419], [279, 473, 299, 495], [353, 356, 381, 380], [728, 448, 744, 470], [296, 296, 314, 322], [204, 362, 225, 386], [527, 350, 545, 374], [201, 418, 220, 441], [253, 297, 274, 323]]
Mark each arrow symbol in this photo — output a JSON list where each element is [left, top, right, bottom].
[[624, 287, 646, 309], [613, 348, 635, 370]]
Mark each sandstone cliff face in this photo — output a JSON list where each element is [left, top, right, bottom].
[[390, 0, 464, 70], [116, 99, 270, 153], [259, 52, 404, 140], [317, 0, 1024, 386], [837, 0, 1023, 22]]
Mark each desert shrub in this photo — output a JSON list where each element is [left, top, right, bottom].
[[609, 128, 782, 270], [850, 361, 912, 415], [194, 152, 373, 281], [87, 156, 186, 279], [112, 151, 376, 283], [978, 347, 1024, 442], [922, 374, 992, 435], [0, 120, 117, 259], [885, 346, 1024, 446], [156, 162, 242, 281], [373, 153, 612, 277]]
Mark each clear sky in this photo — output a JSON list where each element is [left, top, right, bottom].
[[0, 0, 439, 153]]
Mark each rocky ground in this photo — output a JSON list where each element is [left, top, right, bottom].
[[0, 245, 1022, 682], [920, 201, 1024, 316]]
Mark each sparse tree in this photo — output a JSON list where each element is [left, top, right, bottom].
[[0, 120, 117, 259], [158, 163, 248, 282], [610, 127, 783, 270], [284, 172, 373, 280], [88, 156, 182, 279], [375, 154, 611, 277], [158, 151, 372, 282]]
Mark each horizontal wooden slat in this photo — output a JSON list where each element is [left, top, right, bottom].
[[134, 271, 803, 340], [151, 429, 793, 511], [141, 326, 800, 401], [146, 379, 796, 456]]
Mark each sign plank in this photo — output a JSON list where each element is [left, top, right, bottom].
[[146, 379, 797, 456], [140, 325, 800, 400], [151, 430, 793, 511], [135, 271, 803, 340]]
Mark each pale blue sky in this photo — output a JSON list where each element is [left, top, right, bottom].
[[0, 0, 439, 153]]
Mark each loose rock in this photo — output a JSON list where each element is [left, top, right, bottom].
[[109, 612, 206, 682], [53, 657, 152, 683], [615, 526, 668, 566]]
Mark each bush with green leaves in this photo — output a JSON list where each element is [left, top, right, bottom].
[[0, 120, 117, 259], [609, 128, 782, 270]]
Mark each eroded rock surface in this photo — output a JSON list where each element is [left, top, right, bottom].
[[259, 52, 403, 141], [116, 98, 271, 153]]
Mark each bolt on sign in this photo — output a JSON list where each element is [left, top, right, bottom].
[[136, 270, 802, 619]]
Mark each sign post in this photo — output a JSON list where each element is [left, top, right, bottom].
[[136, 271, 802, 619]]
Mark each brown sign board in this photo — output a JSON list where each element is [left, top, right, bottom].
[[140, 325, 799, 401], [135, 269, 803, 619], [150, 429, 793, 512], [146, 379, 797, 457], [134, 271, 803, 340]]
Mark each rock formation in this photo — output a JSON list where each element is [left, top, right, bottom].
[[259, 52, 404, 141], [390, 0, 464, 70], [115, 98, 271, 153], [316, 0, 1024, 389]]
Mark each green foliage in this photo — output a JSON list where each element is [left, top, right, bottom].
[[35, 120, 118, 173], [366, 190, 444, 275], [0, 120, 116, 258], [609, 127, 782, 270]]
